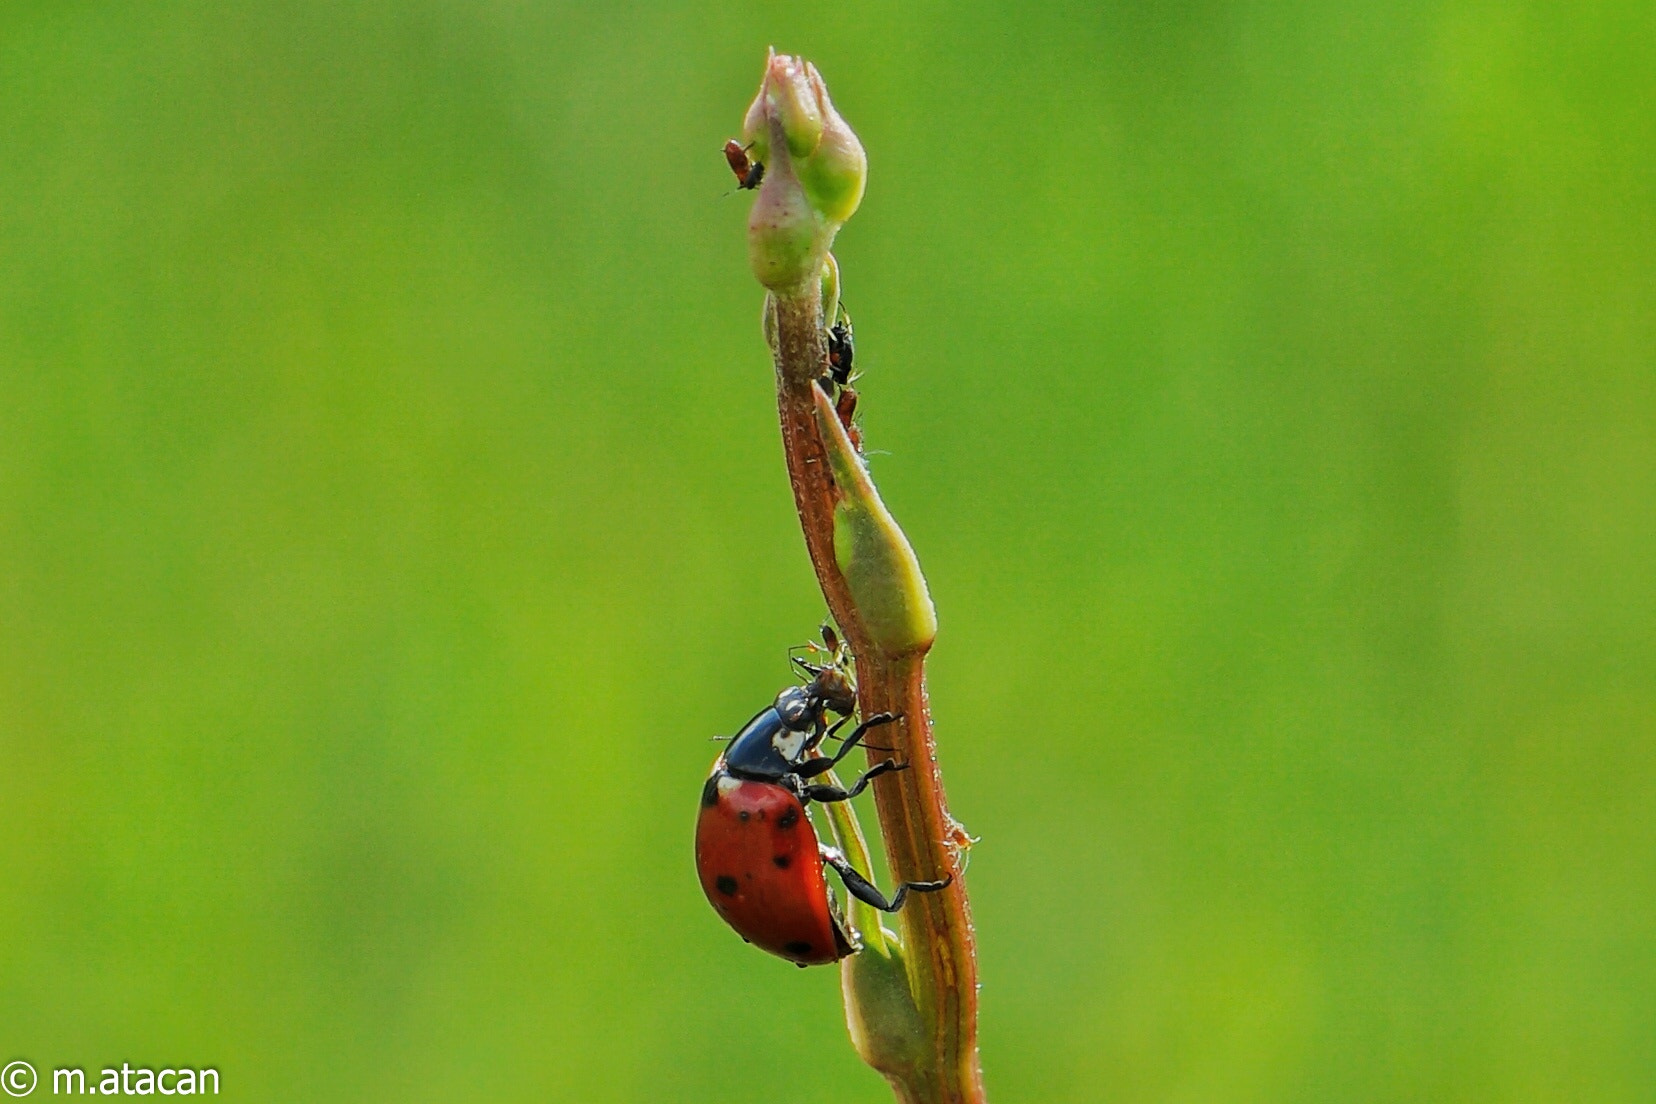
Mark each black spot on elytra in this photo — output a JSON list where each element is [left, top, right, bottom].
[[777, 808, 799, 829], [784, 940, 813, 958], [716, 876, 738, 897], [773, 855, 791, 869], [738, 810, 750, 822], [701, 776, 720, 807]]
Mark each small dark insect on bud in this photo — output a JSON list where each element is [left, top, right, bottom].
[[820, 312, 861, 450], [835, 385, 862, 453], [793, 624, 858, 718], [812, 662, 857, 718], [826, 315, 855, 386], [723, 139, 765, 190]]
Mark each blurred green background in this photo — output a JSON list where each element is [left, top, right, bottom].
[[2, 2, 1652, 1101]]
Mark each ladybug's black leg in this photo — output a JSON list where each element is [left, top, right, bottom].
[[792, 712, 898, 778], [820, 715, 895, 751], [817, 716, 893, 752], [829, 711, 896, 761], [820, 846, 952, 913], [819, 714, 892, 753], [801, 712, 845, 758], [801, 760, 906, 803]]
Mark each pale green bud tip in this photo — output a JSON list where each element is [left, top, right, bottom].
[[819, 254, 841, 322], [743, 51, 868, 292], [768, 53, 825, 158], [812, 387, 937, 656]]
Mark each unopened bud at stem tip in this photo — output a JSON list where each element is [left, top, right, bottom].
[[742, 52, 868, 293]]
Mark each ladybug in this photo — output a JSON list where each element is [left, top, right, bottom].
[[723, 139, 765, 190], [696, 638, 951, 966]]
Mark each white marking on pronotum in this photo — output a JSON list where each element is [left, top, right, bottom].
[[716, 775, 743, 797], [772, 729, 807, 762]]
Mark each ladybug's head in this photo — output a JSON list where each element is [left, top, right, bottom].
[[773, 685, 819, 731]]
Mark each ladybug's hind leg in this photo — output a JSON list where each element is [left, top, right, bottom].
[[820, 846, 952, 913]]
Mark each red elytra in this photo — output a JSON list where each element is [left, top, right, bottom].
[[695, 774, 853, 966]]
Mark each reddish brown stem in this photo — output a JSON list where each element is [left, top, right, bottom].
[[769, 292, 986, 1104]]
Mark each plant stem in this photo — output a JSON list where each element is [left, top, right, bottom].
[[768, 291, 986, 1104]]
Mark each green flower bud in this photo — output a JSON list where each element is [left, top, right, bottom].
[[796, 76, 866, 223], [742, 51, 869, 294], [842, 933, 926, 1080], [814, 770, 926, 1079], [812, 386, 937, 656], [747, 149, 821, 291]]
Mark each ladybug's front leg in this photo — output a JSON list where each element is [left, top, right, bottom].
[[793, 712, 899, 778], [805, 713, 892, 757], [819, 845, 952, 913], [800, 760, 906, 804]]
